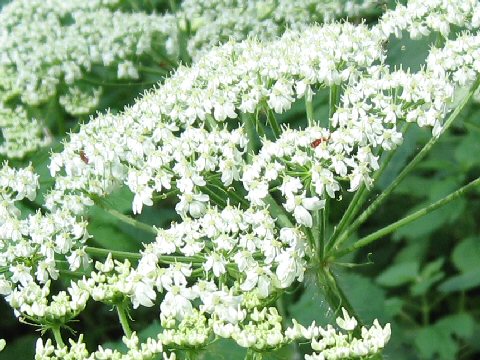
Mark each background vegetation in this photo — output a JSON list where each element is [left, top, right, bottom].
[[0, 0, 479, 359]]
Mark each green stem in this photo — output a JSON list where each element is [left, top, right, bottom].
[[86, 246, 141, 260], [327, 132, 402, 253], [421, 295, 430, 326], [98, 203, 157, 235], [335, 77, 480, 246], [116, 304, 133, 338], [201, 185, 227, 207], [276, 294, 290, 330], [328, 84, 340, 128], [327, 185, 367, 251], [315, 207, 323, 261], [255, 109, 266, 138], [138, 65, 169, 76], [168, 0, 177, 12], [322, 203, 329, 255], [305, 96, 314, 127], [211, 181, 249, 207], [51, 326, 65, 348], [243, 112, 262, 164], [205, 114, 218, 131], [333, 176, 480, 258], [85, 246, 204, 263], [185, 351, 199, 360], [263, 194, 294, 228], [317, 266, 359, 322], [245, 349, 263, 360], [266, 108, 282, 138], [59, 269, 89, 278], [81, 76, 157, 87]]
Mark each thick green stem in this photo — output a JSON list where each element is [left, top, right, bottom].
[[266, 108, 281, 138], [168, 0, 177, 12], [85, 246, 141, 260], [205, 114, 218, 131], [185, 351, 199, 360], [116, 304, 133, 338], [327, 185, 367, 250], [327, 138, 400, 253], [97, 200, 156, 235], [243, 112, 262, 164], [317, 266, 359, 322], [201, 185, 228, 208], [305, 96, 314, 127], [138, 65, 169, 76], [335, 78, 480, 247], [85, 246, 204, 264], [263, 194, 294, 228], [86, 247, 203, 263], [328, 84, 340, 128], [321, 203, 328, 256], [333, 176, 480, 258], [245, 349, 263, 360], [315, 207, 323, 261], [51, 326, 65, 348]]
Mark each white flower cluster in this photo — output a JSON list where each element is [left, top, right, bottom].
[[34, 0, 480, 305], [0, 0, 178, 158], [3, 0, 480, 358], [72, 205, 304, 320], [6, 224, 387, 359], [58, 85, 103, 117], [0, 104, 51, 158], [0, 339, 5, 352], [35, 333, 174, 360], [0, 162, 39, 224], [376, 0, 480, 39], [0, 0, 178, 107], [243, 126, 378, 227], [427, 31, 480, 85], [48, 122, 247, 217], [180, 0, 379, 59], [301, 308, 391, 360], [6, 279, 90, 325], [0, 0, 380, 160], [46, 21, 384, 220], [0, 163, 89, 299]]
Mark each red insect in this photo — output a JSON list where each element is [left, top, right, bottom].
[[79, 150, 89, 164], [310, 136, 330, 148]]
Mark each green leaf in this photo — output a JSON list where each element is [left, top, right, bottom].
[[394, 242, 428, 263], [414, 313, 475, 360], [454, 133, 480, 170], [383, 297, 405, 318], [88, 218, 143, 252], [386, 32, 436, 71], [376, 261, 419, 287], [264, 344, 297, 359], [438, 270, 480, 293], [414, 326, 457, 360], [436, 313, 474, 340], [410, 259, 444, 296], [101, 185, 135, 214], [202, 339, 246, 360], [339, 272, 388, 323], [452, 237, 480, 273]]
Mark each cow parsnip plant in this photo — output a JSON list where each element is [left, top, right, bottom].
[[1, 0, 480, 359]]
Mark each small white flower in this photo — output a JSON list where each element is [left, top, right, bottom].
[[336, 307, 358, 331]]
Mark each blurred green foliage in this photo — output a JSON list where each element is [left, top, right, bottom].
[[1, 1, 480, 359]]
